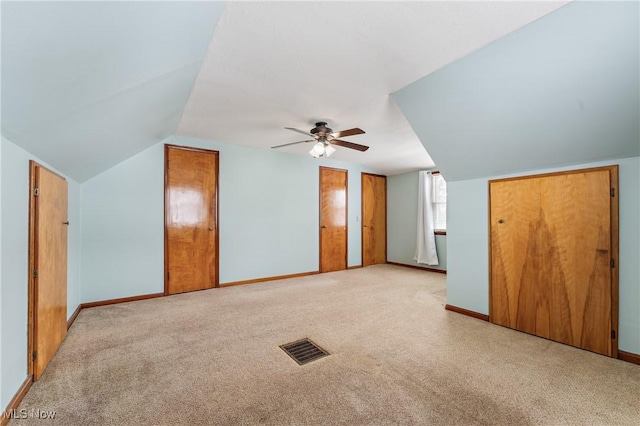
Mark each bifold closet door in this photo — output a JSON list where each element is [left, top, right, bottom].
[[489, 166, 618, 357]]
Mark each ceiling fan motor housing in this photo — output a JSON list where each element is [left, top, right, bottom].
[[310, 122, 333, 138]]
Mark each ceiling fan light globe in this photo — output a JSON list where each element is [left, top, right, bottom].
[[312, 142, 325, 155], [309, 147, 321, 158], [325, 144, 336, 157]]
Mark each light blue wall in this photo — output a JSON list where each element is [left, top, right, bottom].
[[387, 171, 446, 271], [67, 182, 82, 319], [0, 133, 3, 409], [447, 157, 640, 354], [393, 1, 639, 182], [80, 135, 378, 302], [447, 178, 490, 313], [80, 141, 165, 302], [0, 136, 82, 410]]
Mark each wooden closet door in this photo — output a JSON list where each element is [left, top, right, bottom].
[[165, 145, 219, 295], [30, 162, 68, 380], [320, 167, 348, 272], [490, 166, 618, 357], [362, 173, 387, 266]]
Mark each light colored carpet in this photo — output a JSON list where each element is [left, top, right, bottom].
[[15, 265, 640, 425]]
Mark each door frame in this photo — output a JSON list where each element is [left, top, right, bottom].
[[361, 172, 388, 267], [27, 160, 68, 378], [319, 166, 348, 272], [164, 144, 220, 295], [488, 165, 619, 357]]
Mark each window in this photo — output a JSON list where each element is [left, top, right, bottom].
[[431, 173, 447, 231]]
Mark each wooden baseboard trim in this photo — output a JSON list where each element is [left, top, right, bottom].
[[67, 304, 82, 330], [445, 304, 489, 322], [387, 261, 447, 274], [348, 265, 363, 269], [1, 376, 33, 426], [81, 292, 164, 309], [618, 350, 640, 365], [220, 271, 319, 288]]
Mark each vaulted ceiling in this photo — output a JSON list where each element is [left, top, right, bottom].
[[394, 1, 639, 181], [1, 1, 578, 182], [2, 1, 225, 182]]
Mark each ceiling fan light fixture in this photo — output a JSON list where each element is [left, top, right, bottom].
[[276, 122, 368, 156]]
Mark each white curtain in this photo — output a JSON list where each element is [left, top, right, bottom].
[[414, 171, 439, 265]]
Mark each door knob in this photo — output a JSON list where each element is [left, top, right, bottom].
[[321, 225, 327, 229], [63, 221, 70, 225], [363, 225, 368, 227], [208, 227, 214, 231], [498, 219, 505, 224]]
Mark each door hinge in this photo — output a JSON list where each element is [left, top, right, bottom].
[[32, 351, 37, 360], [610, 188, 615, 197], [33, 269, 38, 278], [34, 187, 40, 196], [610, 259, 615, 268], [611, 330, 616, 340]]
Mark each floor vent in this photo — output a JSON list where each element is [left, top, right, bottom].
[[280, 338, 329, 365]]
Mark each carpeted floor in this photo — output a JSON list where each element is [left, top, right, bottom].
[[15, 265, 640, 425]]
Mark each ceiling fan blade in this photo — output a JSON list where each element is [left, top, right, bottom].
[[331, 128, 365, 138], [331, 139, 369, 152], [271, 139, 315, 149], [284, 127, 313, 137]]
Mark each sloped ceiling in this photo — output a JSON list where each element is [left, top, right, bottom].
[[1, 1, 573, 182], [394, 1, 640, 182], [177, 1, 569, 176], [1, 1, 225, 182]]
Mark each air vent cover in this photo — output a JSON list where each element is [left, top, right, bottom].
[[280, 338, 329, 365]]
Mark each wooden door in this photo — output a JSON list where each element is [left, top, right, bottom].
[[489, 166, 618, 357], [29, 162, 68, 380], [320, 167, 348, 272], [165, 145, 219, 295], [362, 173, 387, 266]]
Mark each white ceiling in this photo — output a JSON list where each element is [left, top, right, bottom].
[[2, 1, 570, 182], [177, 1, 569, 175]]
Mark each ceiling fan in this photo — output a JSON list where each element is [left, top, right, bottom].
[[271, 121, 369, 158]]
